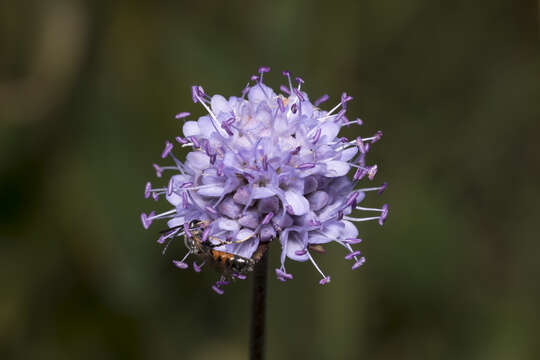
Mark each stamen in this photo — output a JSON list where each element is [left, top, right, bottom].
[[144, 182, 152, 199], [193, 261, 205, 272], [153, 163, 163, 178], [314, 94, 329, 106], [262, 212, 274, 225], [275, 268, 293, 280], [297, 162, 316, 169], [175, 112, 190, 119], [280, 85, 291, 95], [345, 250, 362, 260], [306, 252, 330, 285], [140, 211, 155, 229], [352, 257, 366, 270], [161, 141, 173, 158], [175, 136, 188, 144], [212, 285, 224, 295], [344, 238, 363, 244]]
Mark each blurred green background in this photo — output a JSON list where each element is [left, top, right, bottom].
[[1, 0, 539, 359]]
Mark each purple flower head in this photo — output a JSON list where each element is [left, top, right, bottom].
[[142, 67, 388, 292]]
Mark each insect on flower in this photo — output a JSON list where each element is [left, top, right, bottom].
[[141, 67, 389, 294]]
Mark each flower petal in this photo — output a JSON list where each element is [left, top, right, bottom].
[[252, 186, 275, 199], [211, 94, 232, 115], [182, 121, 200, 137], [284, 190, 310, 215], [324, 160, 350, 177]]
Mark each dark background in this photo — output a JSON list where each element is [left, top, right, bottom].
[[1, 1, 539, 359]]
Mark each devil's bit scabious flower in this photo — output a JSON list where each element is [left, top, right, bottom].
[[141, 67, 388, 294]]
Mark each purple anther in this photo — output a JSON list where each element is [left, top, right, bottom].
[[152, 163, 163, 178], [182, 191, 188, 208], [295, 249, 307, 256], [262, 212, 274, 225], [291, 146, 301, 155], [352, 257, 366, 270], [275, 268, 293, 280], [345, 191, 359, 207], [167, 179, 174, 196], [144, 182, 152, 199], [203, 142, 211, 156], [356, 136, 366, 153], [277, 97, 285, 112], [258, 66, 270, 74], [341, 92, 353, 108], [175, 112, 190, 119], [378, 182, 388, 195], [202, 227, 211, 242], [217, 164, 224, 176], [291, 103, 297, 113], [277, 276, 287, 282], [298, 162, 316, 170], [161, 141, 173, 158], [262, 155, 268, 171], [337, 210, 344, 220], [314, 94, 329, 106], [286, 205, 294, 215], [368, 165, 378, 181], [140, 211, 154, 229], [152, 192, 159, 201], [379, 204, 389, 226], [226, 117, 236, 125], [345, 250, 362, 260], [280, 85, 291, 95], [235, 274, 247, 280], [210, 154, 217, 165], [205, 205, 217, 215], [335, 109, 346, 122], [221, 122, 234, 136], [295, 77, 304, 84], [353, 167, 366, 181], [173, 260, 188, 269], [176, 136, 188, 144], [184, 222, 192, 238], [197, 86, 205, 97], [344, 238, 363, 244], [241, 84, 250, 97], [293, 88, 305, 101], [212, 285, 224, 295], [355, 118, 363, 126], [364, 143, 370, 153], [157, 235, 166, 244], [191, 85, 199, 103], [372, 130, 383, 143], [250, 75, 258, 82], [181, 181, 193, 188], [282, 70, 291, 77], [319, 276, 331, 285], [309, 219, 321, 227], [312, 128, 322, 144], [193, 261, 202, 273], [216, 280, 229, 287], [190, 136, 200, 149], [340, 136, 349, 143]]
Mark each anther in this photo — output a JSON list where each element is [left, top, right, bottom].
[[280, 85, 291, 95], [144, 182, 152, 199], [212, 285, 224, 295], [161, 141, 173, 158], [173, 260, 188, 269], [175, 112, 190, 119], [152, 163, 163, 178], [314, 94, 329, 106], [345, 250, 362, 260]]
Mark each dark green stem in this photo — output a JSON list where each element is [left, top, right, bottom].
[[249, 252, 268, 360]]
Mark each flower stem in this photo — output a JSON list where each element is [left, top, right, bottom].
[[249, 251, 268, 360]]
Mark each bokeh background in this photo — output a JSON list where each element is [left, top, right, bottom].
[[1, 0, 539, 359]]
